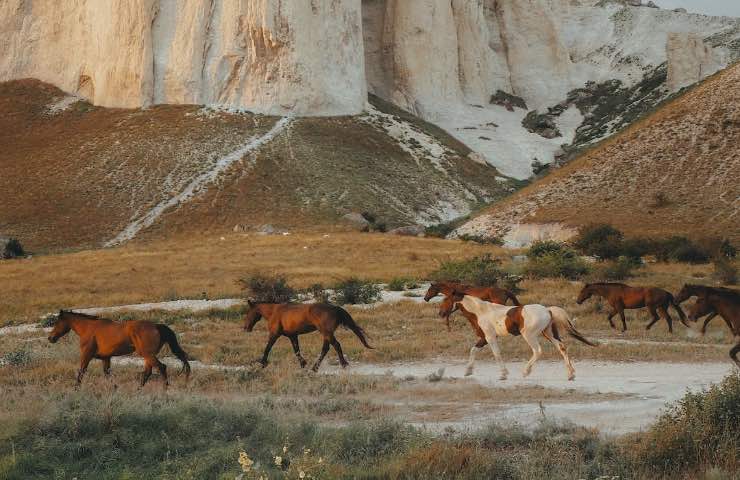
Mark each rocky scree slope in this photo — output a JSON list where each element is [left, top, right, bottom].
[[456, 64, 740, 244]]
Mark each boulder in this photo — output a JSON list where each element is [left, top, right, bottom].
[[342, 212, 370, 231], [646, 1, 659, 8], [388, 225, 425, 237], [673, 8, 687, 13]]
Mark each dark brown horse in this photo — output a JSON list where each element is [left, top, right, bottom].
[[676, 285, 740, 366], [243, 301, 373, 372], [424, 281, 521, 331], [576, 282, 688, 333], [48, 310, 190, 386]]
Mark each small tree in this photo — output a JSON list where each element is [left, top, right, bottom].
[[238, 273, 296, 303], [572, 224, 624, 260]]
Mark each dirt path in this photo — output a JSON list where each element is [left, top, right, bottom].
[[332, 360, 734, 434]]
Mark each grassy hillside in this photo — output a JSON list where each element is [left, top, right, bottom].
[[458, 64, 740, 243], [0, 80, 513, 252]]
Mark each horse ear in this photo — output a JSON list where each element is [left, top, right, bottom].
[[247, 299, 256, 307]]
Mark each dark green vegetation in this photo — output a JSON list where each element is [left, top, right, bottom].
[[2, 373, 738, 479], [573, 224, 736, 263], [1, 237, 25, 259]]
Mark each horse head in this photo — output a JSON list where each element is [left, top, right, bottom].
[[675, 284, 703, 304], [243, 300, 264, 332], [47, 310, 71, 343], [576, 284, 593, 304]]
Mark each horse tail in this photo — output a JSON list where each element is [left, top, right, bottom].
[[336, 307, 374, 349], [157, 324, 191, 378], [548, 307, 599, 347], [507, 290, 522, 306]]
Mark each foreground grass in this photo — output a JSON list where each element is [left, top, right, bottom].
[[0, 232, 504, 325], [1, 373, 738, 479]]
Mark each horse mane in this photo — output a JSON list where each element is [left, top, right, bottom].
[[60, 309, 103, 320]]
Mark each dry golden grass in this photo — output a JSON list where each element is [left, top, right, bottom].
[[0, 232, 503, 325]]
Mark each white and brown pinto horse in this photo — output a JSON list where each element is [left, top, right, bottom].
[[439, 292, 597, 381]]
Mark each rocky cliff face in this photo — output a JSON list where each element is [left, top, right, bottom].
[[2, 0, 739, 177], [0, 0, 366, 115]]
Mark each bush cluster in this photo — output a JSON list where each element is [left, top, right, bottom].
[[1, 237, 25, 259], [523, 241, 590, 280], [238, 273, 297, 303], [429, 254, 505, 286], [573, 224, 735, 264], [333, 278, 382, 305]]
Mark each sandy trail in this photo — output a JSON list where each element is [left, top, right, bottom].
[[331, 360, 734, 434]]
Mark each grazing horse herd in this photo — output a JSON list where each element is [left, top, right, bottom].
[[46, 281, 739, 387]]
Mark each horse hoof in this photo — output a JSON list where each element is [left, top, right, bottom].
[[568, 375, 575, 381], [464, 368, 474, 377], [340, 363, 349, 369], [299, 361, 307, 369]]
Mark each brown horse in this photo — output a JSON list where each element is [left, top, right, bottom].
[[243, 301, 373, 372], [47, 310, 190, 386], [676, 285, 740, 366], [675, 284, 737, 334], [424, 281, 521, 331], [576, 282, 688, 333]]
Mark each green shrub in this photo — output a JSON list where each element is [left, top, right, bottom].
[[387, 277, 410, 291], [305, 283, 330, 303], [238, 273, 296, 303], [429, 254, 505, 286], [424, 222, 455, 239], [712, 259, 738, 285], [523, 246, 590, 280], [589, 257, 640, 281], [629, 373, 740, 476], [458, 233, 504, 246], [334, 278, 382, 305], [2, 237, 25, 259], [528, 240, 568, 258], [1, 348, 31, 366], [572, 223, 624, 259], [361, 212, 387, 233]]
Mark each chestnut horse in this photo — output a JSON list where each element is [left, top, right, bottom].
[[676, 285, 739, 367], [576, 282, 687, 333], [243, 301, 373, 372], [424, 281, 521, 331], [48, 310, 190, 386], [439, 292, 597, 380]]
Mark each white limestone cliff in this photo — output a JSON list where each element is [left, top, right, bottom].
[[2, 0, 739, 177], [0, 0, 366, 115]]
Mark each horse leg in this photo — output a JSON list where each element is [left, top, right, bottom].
[[522, 331, 543, 378], [465, 337, 487, 377], [645, 305, 661, 331], [76, 343, 96, 385], [485, 334, 508, 380], [101, 357, 111, 376], [140, 360, 153, 387], [659, 305, 674, 334], [259, 334, 280, 368], [543, 329, 575, 381], [311, 339, 331, 372], [154, 357, 168, 388], [289, 335, 307, 368], [700, 312, 717, 335], [617, 304, 627, 332], [606, 310, 617, 330], [330, 336, 349, 368]]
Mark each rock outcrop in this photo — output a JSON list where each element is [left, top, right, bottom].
[[667, 33, 723, 91], [0, 0, 366, 115]]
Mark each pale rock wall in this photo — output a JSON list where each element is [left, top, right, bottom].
[[666, 33, 723, 91], [0, 0, 366, 115]]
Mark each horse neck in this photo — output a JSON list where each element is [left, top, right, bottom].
[[460, 296, 505, 316], [258, 304, 277, 318], [65, 315, 92, 336], [708, 294, 738, 328]]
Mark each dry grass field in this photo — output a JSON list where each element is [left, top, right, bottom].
[[1, 233, 738, 479], [0, 232, 503, 325]]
